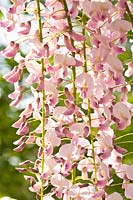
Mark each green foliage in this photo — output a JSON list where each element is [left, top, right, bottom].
[[0, 10, 4, 21]]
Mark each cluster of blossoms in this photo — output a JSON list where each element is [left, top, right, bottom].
[[1, 0, 133, 199]]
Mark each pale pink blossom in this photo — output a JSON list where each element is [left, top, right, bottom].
[[41, 157, 60, 179], [69, 1, 79, 18], [8, 85, 23, 100], [12, 115, 26, 128], [0, 20, 15, 32], [70, 123, 89, 138], [113, 102, 131, 130], [96, 132, 113, 159], [45, 128, 61, 147], [26, 133, 35, 144], [78, 158, 93, 179], [4, 66, 22, 83], [64, 35, 76, 52], [19, 103, 33, 118], [91, 45, 110, 66], [103, 149, 122, 170], [69, 31, 86, 41], [8, 84, 23, 107], [18, 21, 31, 35], [126, 164, 133, 180], [50, 174, 71, 194], [75, 72, 94, 99], [45, 80, 59, 106], [106, 55, 123, 74], [14, 142, 26, 152], [125, 61, 133, 77], [111, 19, 132, 33], [125, 184, 133, 199], [53, 106, 72, 123], [68, 185, 91, 200], [83, 0, 113, 30], [29, 182, 40, 193], [16, 121, 29, 135], [106, 192, 123, 200], [65, 87, 74, 102], [43, 195, 55, 200], [25, 60, 42, 83], [111, 19, 132, 43], [83, 0, 113, 21], [9, 0, 25, 14], [54, 53, 76, 66], [58, 143, 77, 161], [1, 41, 19, 58], [26, 1, 45, 15], [13, 136, 26, 146]]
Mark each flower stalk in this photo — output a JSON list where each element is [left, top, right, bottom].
[[88, 100, 98, 191], [36, 0, 46, 199], [82, 12, 87, 73], [62, 0, 77, 185]]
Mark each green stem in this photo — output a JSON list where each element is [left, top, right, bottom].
[[115, 133, 133, 141], [36, 1, 45, 199], [62, 0, 76, 185], [81, 13, 97, 189], [116, 141, 133, 145], [82, 12, 87, 73], [88, 100, 98, 190], [126, 3, 133, 27], [123, 152, 133, 157], [110, 183, 122, 187]]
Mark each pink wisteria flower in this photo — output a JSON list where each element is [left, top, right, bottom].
[[111, 19, 132, 43], [68, 184, 93, 200], [77, 158, 93, 180], [106, 55, 123, 75], [70, 123, 90, 138], [25, 60, 42, 83], [8, 84, 23, 107], [18, 21, 31, 35], [1, 41, 19, 58], [75, 72, 94, 99], [54, 53, 76, 67], [106, 192, 123, 200], [4, 66, 22, 83], [50, 174, 72, 198], [113, 102, 131, 130], [125, 184, 133, 199], [83, 0, 113, 29], [116, 164, 133, 181]]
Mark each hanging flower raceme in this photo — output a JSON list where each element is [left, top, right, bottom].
[[1, 0, 133, 199]]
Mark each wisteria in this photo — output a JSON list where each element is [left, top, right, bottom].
[[0, 0, 133, 199]]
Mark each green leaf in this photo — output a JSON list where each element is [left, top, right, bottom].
[[75, 176, 93, 184], [127, 30, 133, 39], [0, 10, 4, 21], [85, 32, 91, 47], [48, 55, 54, 65], [118, 42, 132, 63]]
